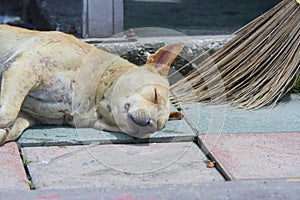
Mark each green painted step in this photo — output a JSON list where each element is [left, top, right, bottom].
[[18, 119, 195, 147]]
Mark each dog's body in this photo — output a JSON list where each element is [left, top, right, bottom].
[[0, 25, 183, 144]]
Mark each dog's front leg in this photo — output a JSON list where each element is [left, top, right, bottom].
[[93, 120, 121, 132], [0, 60, 40, 127], [0, 112, 38, 145]]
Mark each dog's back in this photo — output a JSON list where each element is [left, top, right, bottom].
[[0, 25, 95, 68], [0, 25, 40, 57]]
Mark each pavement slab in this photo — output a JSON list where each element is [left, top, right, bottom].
[[0, 142, 30, 191], [181, 94, 300, 134], [22, 142, 224, 190], [199, 132, 300, 180], [18, 119, 195, 147]]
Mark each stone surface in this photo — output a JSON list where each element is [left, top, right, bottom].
[[0, 142, 29, 191], [199, 132, 300, 180], [18, 119, 195, 147], [95, 34, 231, 62], [181, 94, 300, 134], [22, 142, 224, 190]]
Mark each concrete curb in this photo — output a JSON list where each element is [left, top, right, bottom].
[[1, 179, 299, 200]]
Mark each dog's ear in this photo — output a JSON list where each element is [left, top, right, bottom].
[[168, 111, 184, 120], [146, 44, 184, 77]]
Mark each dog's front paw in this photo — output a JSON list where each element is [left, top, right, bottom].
[[0, 108, 17, 127], [0, 128, 9, 145]]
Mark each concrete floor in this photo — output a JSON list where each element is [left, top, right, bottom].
[[0, 94, 299, 198]]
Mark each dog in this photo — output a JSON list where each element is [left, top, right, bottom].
[[0, 25, 183, 145]]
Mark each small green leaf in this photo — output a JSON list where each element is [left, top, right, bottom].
[[28, 179, 35, 189], [21, 153, 31, 165], [292, 77, 300, 93]]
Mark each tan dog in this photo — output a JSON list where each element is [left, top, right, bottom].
[[0, 25, 183, 145]]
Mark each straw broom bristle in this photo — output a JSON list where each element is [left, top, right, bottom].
[[170, 0, 300, 109]]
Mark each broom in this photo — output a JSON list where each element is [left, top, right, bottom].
[[170, 0, 300, 109]]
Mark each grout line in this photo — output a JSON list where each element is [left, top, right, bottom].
[[194, 136, 233, 181], [17, 144, 36, 190], [180, 108, 234, 181], [18, 135, 195, 148]]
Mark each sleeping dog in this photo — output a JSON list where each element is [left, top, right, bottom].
[[0, 25, 183, 145]]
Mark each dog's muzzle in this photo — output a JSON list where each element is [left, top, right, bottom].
[[128, 108, 158, 134], [129, 115, 157, 130]]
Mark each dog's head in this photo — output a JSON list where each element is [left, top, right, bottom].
[[107, 44, 183, 138]]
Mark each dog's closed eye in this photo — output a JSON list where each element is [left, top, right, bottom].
[[154, 88, 158, 104]]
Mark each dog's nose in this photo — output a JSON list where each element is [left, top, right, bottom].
[[130, 114, 157, 129], [145, 118, 156, 128]]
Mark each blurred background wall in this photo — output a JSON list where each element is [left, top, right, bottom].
[[0, 0, 281, 37]]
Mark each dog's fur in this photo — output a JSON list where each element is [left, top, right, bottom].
[[0, 25, 183, 145]]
